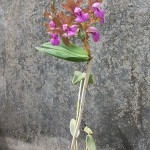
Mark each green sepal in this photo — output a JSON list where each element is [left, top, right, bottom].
[[72, 71, 94, 85], [86, 135, 97, 150], [78, 29, 85, 40], [84, 126, 93, 135], [36, 41, 89, 62]]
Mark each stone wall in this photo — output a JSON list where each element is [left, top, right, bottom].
[[0, 0, 150, 149]]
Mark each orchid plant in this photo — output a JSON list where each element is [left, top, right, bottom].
[[36, 0, 105, 150]]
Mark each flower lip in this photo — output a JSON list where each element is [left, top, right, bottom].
[[74, 7, 89, 23], [91, 2, 105, 24], [63, 24, 78, 37], [50, 34, 60, 46], [87, 27, 100, 42]]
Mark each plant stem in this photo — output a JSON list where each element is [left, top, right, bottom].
[[71, 58, 93, 150], [73, 80, 83, 150], [76, 80, 83, 122], [74, 80, 83, 150], [76, 140, 78, 150]]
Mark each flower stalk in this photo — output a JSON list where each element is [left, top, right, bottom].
[[71, 58, 93, 150], [76, 80, 84, 121]]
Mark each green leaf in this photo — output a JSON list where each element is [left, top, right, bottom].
[[36, 41, 89, 62], [70, 119, 80, 137], [72, 71, 94, 85], [86, 135, 97, 150], [72, 71, 86, 84], [72, 71, 83, 84], [84, 126, 93, 135], [89, 74, 94, 85]]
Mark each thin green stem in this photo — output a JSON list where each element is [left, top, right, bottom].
[[76, 140, 78, 150], [76, 80, 83, 122], [74, 80, 83, 150]]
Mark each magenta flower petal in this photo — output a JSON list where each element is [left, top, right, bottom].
[[63, 24, 68, 31], [92, 2, 101, 9], [92, 31, 100, 42], [49, 21, 56, 28], [88, 27, 100, 42], [63, 24, 78, 37], [75, 13, 89, 22], [50, 34, 60, 46], [94, 9, 105, 22], [92, 2, 105, 24], [74, 7, 89, 23], [68, 25, 78, 36]]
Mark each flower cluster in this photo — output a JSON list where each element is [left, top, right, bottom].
[[44, 0, 105, 54]]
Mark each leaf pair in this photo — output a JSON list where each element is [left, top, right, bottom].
[[36, 41, 90, 62], [70, 120, 96, 150], [72, 71, 94, 85]]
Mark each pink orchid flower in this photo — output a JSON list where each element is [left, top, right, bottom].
[[50, 34, 60, 46], [48, 21, 60, 46], [88, 27, 100, 42], [63, 24, 78, 37], [74, 7, 89, 23], [92, 3, 105, 24]]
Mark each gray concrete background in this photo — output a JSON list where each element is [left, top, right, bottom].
[[0, 0, 150, 149]]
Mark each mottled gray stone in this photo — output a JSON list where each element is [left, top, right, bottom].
[[0, 0, 150, 150]]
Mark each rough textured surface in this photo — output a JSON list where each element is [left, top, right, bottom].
[[0, 0, 150, 149]]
